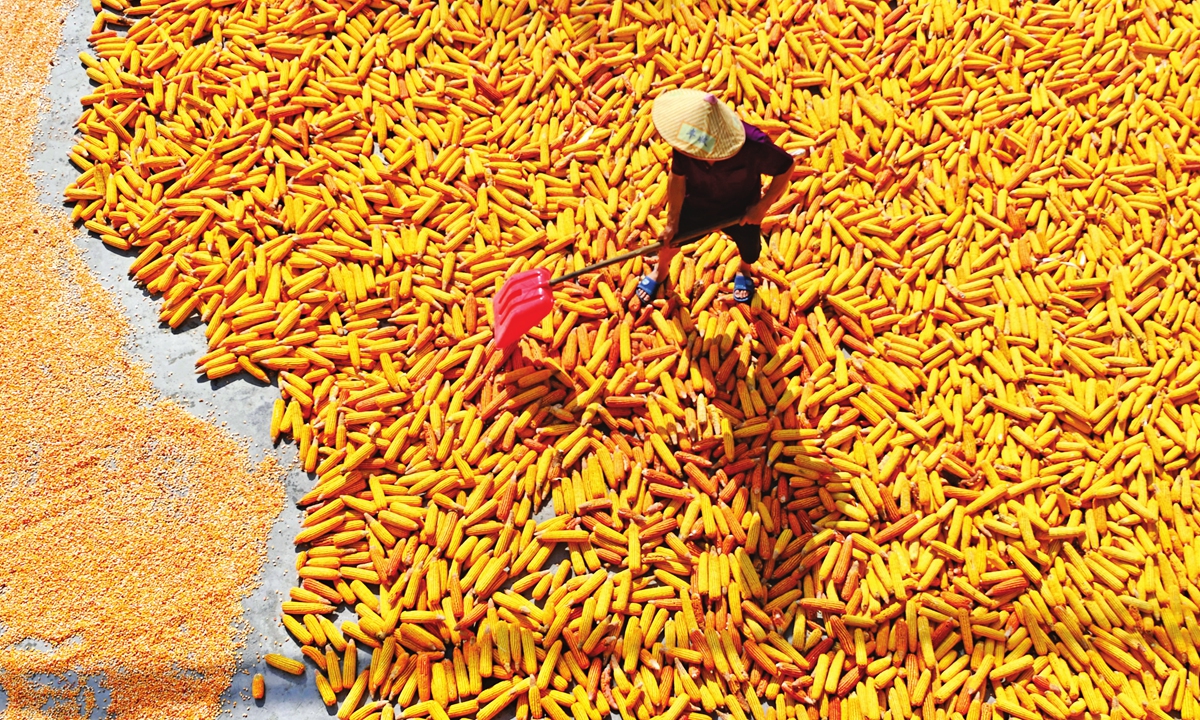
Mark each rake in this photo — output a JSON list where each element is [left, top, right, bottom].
[[492, 217, 738, 349]]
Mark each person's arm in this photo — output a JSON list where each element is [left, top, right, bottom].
[[741, 158, 795, 225], [660, 172, 687, 244]]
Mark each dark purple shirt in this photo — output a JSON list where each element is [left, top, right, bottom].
[[671, 122, 793, 210]]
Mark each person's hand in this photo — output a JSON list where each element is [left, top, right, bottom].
[[740, 202, 768, 225], [660, 221, 680, 247]]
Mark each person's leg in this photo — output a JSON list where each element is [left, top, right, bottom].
[[636, 204, 710, 302], [725, 223, 762, 302], [646, 244, 682, 285], [635, 243, 681, 302]]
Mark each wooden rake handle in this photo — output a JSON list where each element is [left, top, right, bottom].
[[549, 216, 742, 287]]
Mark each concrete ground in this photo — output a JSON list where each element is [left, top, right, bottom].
[[23, 0, 336, 716]]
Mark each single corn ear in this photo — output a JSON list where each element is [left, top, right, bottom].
[[735, 548, 766, 601], [251, 673, 265, 700], [325, 645, 342, 693], [264, 653, 304, 676], [343, 639, 358, 686], [336, 670, 370, 720], [315, 673, 337, 707]]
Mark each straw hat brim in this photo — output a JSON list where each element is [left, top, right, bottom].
[[651, 89, 745, 161]]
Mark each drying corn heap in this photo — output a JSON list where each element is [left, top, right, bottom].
[[63, 0, 1200, 716]]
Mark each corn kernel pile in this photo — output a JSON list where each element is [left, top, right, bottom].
[[66, 0, 1200, 716], [1, 0, 285, 715]]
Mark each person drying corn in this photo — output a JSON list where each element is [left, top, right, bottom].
[[636, 89, 796, 305]]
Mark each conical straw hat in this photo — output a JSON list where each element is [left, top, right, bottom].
[[651, 89, 746, 161]]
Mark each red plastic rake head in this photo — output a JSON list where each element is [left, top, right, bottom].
[[492, 267, 553, 350]]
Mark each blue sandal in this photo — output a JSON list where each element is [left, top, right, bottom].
[[635, 275, 659, 303], [733, 273, 755, 304]]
